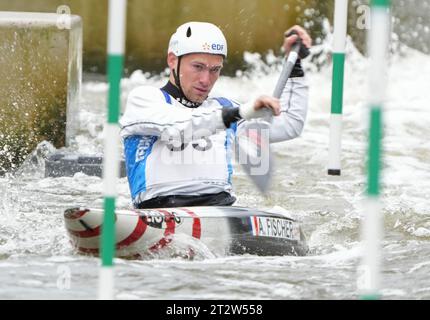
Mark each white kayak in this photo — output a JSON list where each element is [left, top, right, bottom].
[[64, 206, 308, 258]]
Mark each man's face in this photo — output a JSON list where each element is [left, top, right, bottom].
[[169, 53, 223, 103]]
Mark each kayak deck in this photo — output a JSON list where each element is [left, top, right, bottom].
[[64, 206, 308, 258]]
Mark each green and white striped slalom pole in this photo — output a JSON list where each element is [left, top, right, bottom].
[[328, 0, 348, 176], [99, 0, 127, 300], [360, 0, 391, 300]]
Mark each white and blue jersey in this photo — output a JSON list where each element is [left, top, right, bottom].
[[120, 77, 308, 207]]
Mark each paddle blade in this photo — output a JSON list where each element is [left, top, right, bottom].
[[235, 121, 273, 194]]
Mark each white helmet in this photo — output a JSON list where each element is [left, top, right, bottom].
[[168, 21, 228, 58]]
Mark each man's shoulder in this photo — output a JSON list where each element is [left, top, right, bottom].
[[207, 96, 240, 108]]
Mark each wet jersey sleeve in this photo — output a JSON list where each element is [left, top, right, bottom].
[[269, 77, 309, 143], [237, 77, 309, 143], [119, 86, 226, 141]]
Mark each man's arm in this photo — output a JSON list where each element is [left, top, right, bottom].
[[120, 86, 226, 141], [235, 76, 308, 143], [270, 25, 310, 142], [268, 76, 309, 143], [120, 85, 281, 141], [237, 25, 310, 143]]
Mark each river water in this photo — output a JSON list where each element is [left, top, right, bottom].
[[1, 21, 430, 300]]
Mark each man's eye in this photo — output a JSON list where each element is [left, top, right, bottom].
[[193, 65, 204, 71], [210, 67, 222, 73]]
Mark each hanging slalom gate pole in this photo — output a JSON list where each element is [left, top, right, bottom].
[[360, 0, 391, 300], [99, 0, 127, 300], [328, 0, 348, 176]]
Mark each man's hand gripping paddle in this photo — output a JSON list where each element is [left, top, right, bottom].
[[236, 30, 310, 194]]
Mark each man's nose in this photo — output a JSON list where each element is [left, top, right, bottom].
[[199, 70, 211, 86]]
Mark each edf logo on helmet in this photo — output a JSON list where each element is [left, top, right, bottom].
[[211, 43, 225, 52], [202, 43, 225, 52]]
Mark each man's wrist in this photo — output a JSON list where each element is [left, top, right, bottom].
[[222, 107, 242, 128], [290, 59, 304, 78]]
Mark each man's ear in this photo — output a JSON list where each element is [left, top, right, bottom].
[[167, 52, 178, 70]]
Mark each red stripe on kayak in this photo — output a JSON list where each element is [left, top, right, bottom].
[[149, 210, 176, 252], [75, 218, 147, 254], [179, 208, 200, 259], [160, 210, 176, 238], [67, 214, 118, 239], [117, 216, 147, 249], [180, 208, 201, 239], [253, 216, 259, 236], [68, 225, 101, 238]]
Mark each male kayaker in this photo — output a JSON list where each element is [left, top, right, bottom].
[[120, 22, 311, 209]]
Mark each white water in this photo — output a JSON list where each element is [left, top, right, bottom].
[[1, 30, 430, 299]]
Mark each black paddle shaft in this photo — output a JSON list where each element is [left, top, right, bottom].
[[273, 30, 310, 99]]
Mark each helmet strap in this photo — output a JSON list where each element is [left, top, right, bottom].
[[171, 56, 201, 108], [173, 56, 184, 95]]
